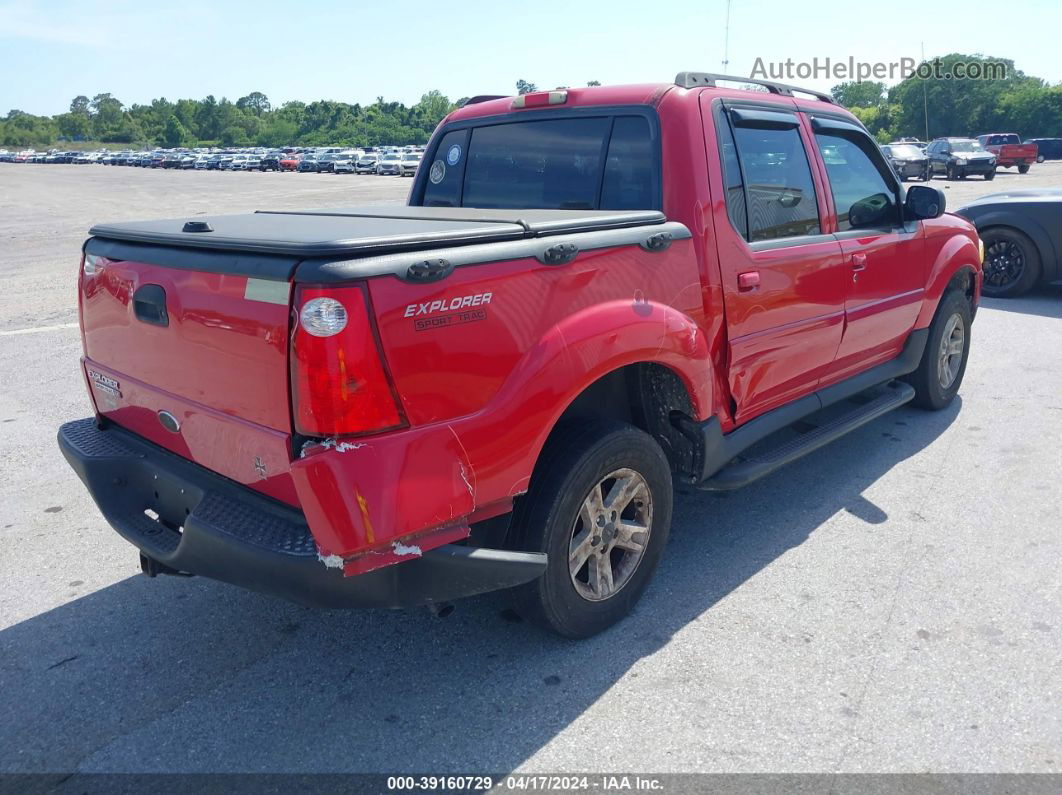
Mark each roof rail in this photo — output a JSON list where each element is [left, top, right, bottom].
[[675, 72, 835, 104], [462, 95, 508, 106]]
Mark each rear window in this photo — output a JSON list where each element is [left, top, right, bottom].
[[418, 114, 659, 210]]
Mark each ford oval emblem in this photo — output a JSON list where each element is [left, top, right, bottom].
[[157, 410, 181, 433]]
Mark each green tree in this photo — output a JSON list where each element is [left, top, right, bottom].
[[69, 95, 91, 116], [830, 81, 887, 108], [516, 79, 538, 95], [236, 91, 271, 116], [163, 115, 191, 147], [55, 112, 91, 140]]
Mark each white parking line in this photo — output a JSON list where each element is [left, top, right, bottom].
[[0, 322, 79, 337]]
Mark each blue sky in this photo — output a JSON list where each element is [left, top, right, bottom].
[[1, 0, 1059, 116]]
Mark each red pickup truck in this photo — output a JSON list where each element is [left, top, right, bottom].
[[977, 134, 1038, 173], [59, 74, 983, 637]]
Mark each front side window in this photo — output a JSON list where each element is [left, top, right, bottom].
[[814, 132, 898, 231], [730, 121, 821, 242]]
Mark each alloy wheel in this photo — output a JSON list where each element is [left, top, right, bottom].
[[937, 313, 965, 390], [568, 468, 652, 602], [984, 238, 1026, 290]]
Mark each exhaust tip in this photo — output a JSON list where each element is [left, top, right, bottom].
[[427, 602, 455, 618]]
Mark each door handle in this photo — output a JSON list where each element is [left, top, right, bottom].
[[851, 253, 868, 271], [737, 271, 760, 290]]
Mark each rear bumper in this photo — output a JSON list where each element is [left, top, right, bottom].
[[58, 418, 546, 608]]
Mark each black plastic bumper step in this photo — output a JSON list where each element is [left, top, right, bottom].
[[700, 381, 915, 491]]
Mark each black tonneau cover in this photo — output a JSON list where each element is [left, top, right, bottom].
[[88, 206, 666, 259]]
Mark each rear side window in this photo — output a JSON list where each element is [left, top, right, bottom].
[[419, 114, 659, 210], [729, 121, 821, 242], [421, 129, 468, 207], [600, 116, 655, 209]]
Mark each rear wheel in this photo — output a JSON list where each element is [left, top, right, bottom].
[[1018, 164, 1031, 174], [904, 288, 972, 410], [981, 227, 1041, 298], [509, 420, 672, 638]]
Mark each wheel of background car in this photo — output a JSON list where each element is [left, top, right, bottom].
[[984, 170, 995, 181], [1018, 164, 1031, 174], [903, 288, 972, 411], [1037, 155, 1045, 163], [946, 165, 955, 180], [980, 227, 1041, 298], [508, 419, 672, 638]]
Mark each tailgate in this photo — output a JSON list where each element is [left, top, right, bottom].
[[80, 244, 299, 505]]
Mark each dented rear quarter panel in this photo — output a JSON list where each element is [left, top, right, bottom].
[[299, 236, 712, 564]]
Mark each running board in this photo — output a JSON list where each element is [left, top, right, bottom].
[[698, 381, 915, 491]]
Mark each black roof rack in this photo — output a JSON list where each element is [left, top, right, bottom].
[[462, 95, 508, 106], [675, 72, 834, 104]]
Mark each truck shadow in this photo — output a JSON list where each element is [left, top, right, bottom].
[[979, 284, 1062, 319], [2, 401, 960, 775]]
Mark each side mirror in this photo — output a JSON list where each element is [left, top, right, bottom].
[[905, 185, 946, 220]]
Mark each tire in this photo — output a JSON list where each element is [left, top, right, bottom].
[[904, 288, 972, 411], [946, 164, 956, 180], [1018, 164, 1031, 174], [1036, 155, 1045, 164], [509, 420, 673, 638], [984, 170, 995, 181], [980, 226, 1041, 298]]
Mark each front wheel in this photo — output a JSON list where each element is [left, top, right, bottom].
[[904, 288, 972, 410], [985, 170, 995, 181], [509, 420, 672, 638]]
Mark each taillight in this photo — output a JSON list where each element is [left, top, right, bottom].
[[292, 284, 405, 437]]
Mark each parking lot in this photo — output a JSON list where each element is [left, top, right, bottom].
[[1, 164, 1059, 775]]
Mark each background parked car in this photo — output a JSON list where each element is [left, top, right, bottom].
[[977, 133, 1037, 173], [355, 153, 379, 174], [880, 143, 930, 181], [399, 150, 422, 176], [1026, 138, 1062, 162], [297, 154, 319, 172], [259, 152, 281, 171], [315, 153, 338, 173], [928, 138, 996, 180], [332, 151, 358, 173], [376, 152, 402, 175], [957, 189, 1062, 297], [279, 153, 300, 171]]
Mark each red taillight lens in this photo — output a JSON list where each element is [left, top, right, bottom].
[[292, 284, 405, 437]]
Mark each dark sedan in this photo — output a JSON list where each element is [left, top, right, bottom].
[[297, 155, 319, 172], [957, 189, 1062, 297], [880, 143, 929, 181]]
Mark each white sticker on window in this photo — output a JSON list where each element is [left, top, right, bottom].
[[429, 160, 446, 184]]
